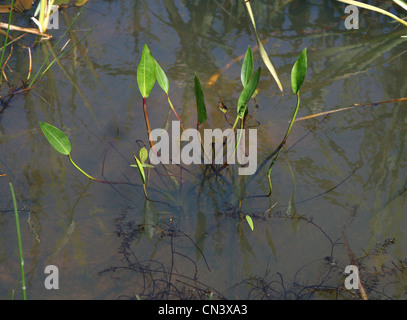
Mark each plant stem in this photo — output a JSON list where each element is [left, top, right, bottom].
[[68, 154, 97, 181], [142, 184, 149, 199], [143, 97, 155, 150], [267, 93, 301, 195], [231, 115, 239, 130], [9, 182, 26, 300], [166, 94, 184, 131]]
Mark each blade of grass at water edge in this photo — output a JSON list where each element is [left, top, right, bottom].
[[244, 0, 283, 91]]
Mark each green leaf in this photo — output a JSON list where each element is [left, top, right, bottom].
[[291, 48, 307, 94], [245, 215, 254, 231], [194, 74, 207, 124], [132, 154, 146, 185], [241, 46, 253, 87], [237, 67, 261, 118], [40, 122, 71, 155], [154, 59, 169, 94], [139, 147, 148, 164], [137, 43, 156, 98]]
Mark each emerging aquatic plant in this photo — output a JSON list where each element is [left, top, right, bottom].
[[137, 43, 185, 148], [40, 122, 97, 181], [39, 41, 308, 231], [40, 121, 162, 204], [131, 147, 154, 199], [236, 48, 261, 122], [267, 48, 307, 196], [137, 44, 156, 149], [155, 58, 184, 130]]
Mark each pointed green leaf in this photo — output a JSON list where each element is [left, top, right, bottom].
[[137, 43, 156, 98], [139, 147, 148, 164], [241, 46, 253, 87], [194, 74, 207, 124], [237, 67, 261, 118], [245, 215, 254, 231], [154, 59, 169, 94], [132, 154, 146, 185], [291, 48, 307, 94], [40, 122, 71, 155]]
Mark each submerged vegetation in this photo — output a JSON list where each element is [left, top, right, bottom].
[[1, 0, 407, 300]]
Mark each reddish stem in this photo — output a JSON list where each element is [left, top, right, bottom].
[[143, 97, 155, 150]]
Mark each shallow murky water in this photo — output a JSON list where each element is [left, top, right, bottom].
[[0, 0, 406, 300]]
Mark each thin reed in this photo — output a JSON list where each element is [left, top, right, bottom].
[[9, 182, 26, 300]]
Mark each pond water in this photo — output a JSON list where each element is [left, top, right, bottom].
[[0, 0, 406, 300]]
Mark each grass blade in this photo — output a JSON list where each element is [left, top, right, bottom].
[[9, 182, 26, 300], [244, 0, 283, 92], [337, 0, 407, 27], [393, 0, 407, 12]]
